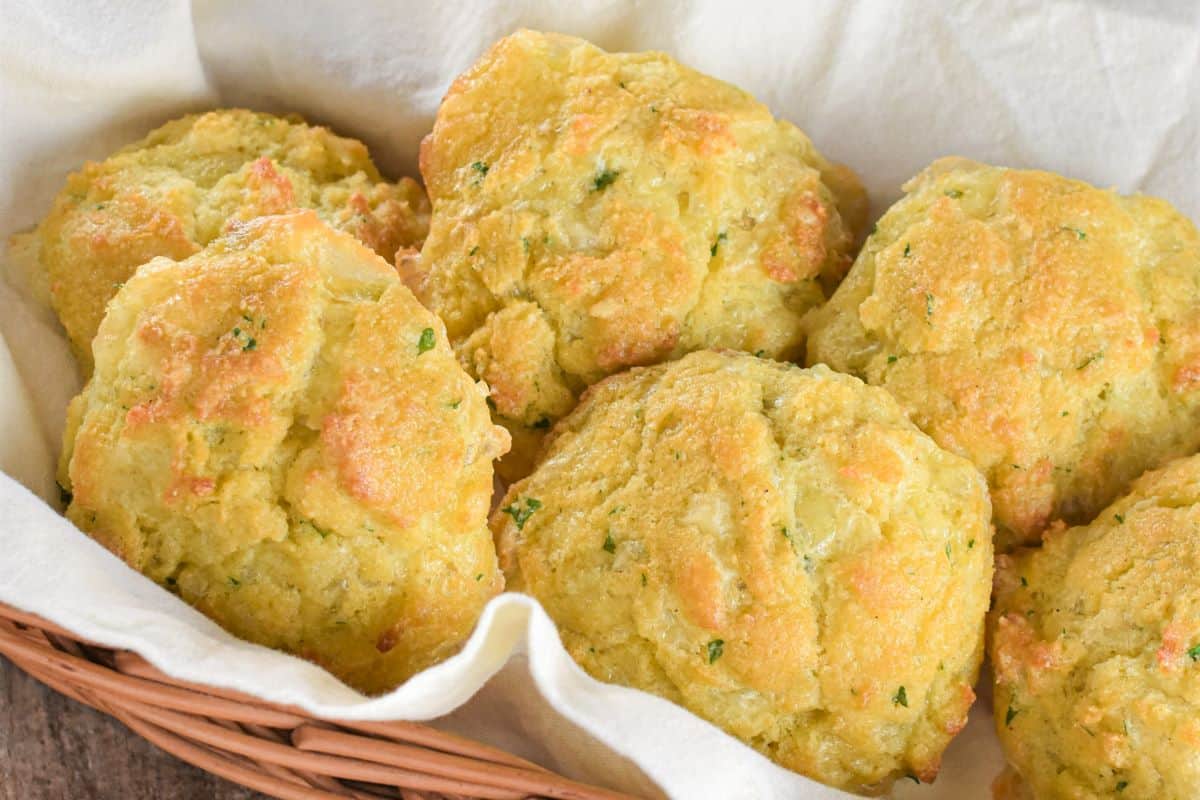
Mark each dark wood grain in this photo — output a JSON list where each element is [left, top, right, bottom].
[[0, 655, 264, 800]]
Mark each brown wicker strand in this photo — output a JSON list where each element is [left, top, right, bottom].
[[293, 726, 634, 800], [5, 646, 98, 710], [211, 717, 359, 797], [242, 721, 381, 799], [113, 649, 555, 777], [2, 639, 349, 799], [1, 604, 101, 640], [0, 603, 643, 800], [0, 622, 309, 728], [115, 649, 550, 777], [122, 699, 529, 799], [334, 721, 550, 775], [119, 710, 355, 800]]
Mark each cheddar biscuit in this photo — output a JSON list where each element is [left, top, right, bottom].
[[494, 350, 991, 792], [807, 158, 1200, 549], [412, 30, 867, 478], [36, 109, 430, 371], [60, 212, 506, 694], [990, 455, 1200, 799]]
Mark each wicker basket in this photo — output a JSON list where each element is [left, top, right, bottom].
[[0, 602, 639, 800]]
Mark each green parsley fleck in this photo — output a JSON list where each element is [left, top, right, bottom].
[[475, 573, 484, 581], [1020, 576, 1028, 587], [1063, 225, 1087, 240], [887, 355, 898, 364], [1116, 781, 1128, 792], [754, 350, 766, 358], [418, 327, 436, 354], [944, 189, 963, 199], [945, 543, 952, 560], [471, 161, 489, 176], [522, 237, 531, 252], [893, 686, 908, 707], [903, 243, 912, 257], [603, 533, 616, 553], [1114, 513, 1125, 524], [710, 231, 728, 257], [1188, 643, 1200, 662], [1077, 351, 1104, 370], [448, 399, 462, 409], [228, 577, 241, 587], [968, 539, 976, 549], [592, 168, 620, 192], [307, 521, 331, 539], [469, 246, 480, 256], [641, 573, 648, 587], [706, 639, 725, 664], [231, 324, 258, 351], [1062, 410, 1069, 416], [1005, 705, 1019, 726], [925, 292, 935, 320], [502, 497, 543, 530]]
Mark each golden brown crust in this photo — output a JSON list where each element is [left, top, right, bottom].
[[414, 30, 866, 479], [806, 158, 1200, 550], [989, 455, 1200, 799], [61, 212, 506, 694], [36, 109, 430, 372], [493, 351, 992, 792]]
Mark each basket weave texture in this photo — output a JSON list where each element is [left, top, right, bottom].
[[0, 602, 639, 800]]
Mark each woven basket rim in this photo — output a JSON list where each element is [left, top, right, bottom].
[[0, 600, 643, 800]]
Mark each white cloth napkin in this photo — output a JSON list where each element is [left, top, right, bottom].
[[1, 1, 1197, 797]]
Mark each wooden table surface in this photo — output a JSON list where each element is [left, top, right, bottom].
[[0, 655, 263, 799]]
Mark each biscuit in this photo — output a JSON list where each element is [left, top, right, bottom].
[[493, 350, 992, 792], [411, 30, 867, 479], [36, 109, 430, 372], [807, 158, 1200, 550], [60, 211, 507, 694], [990, 454, 1200, 799]]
